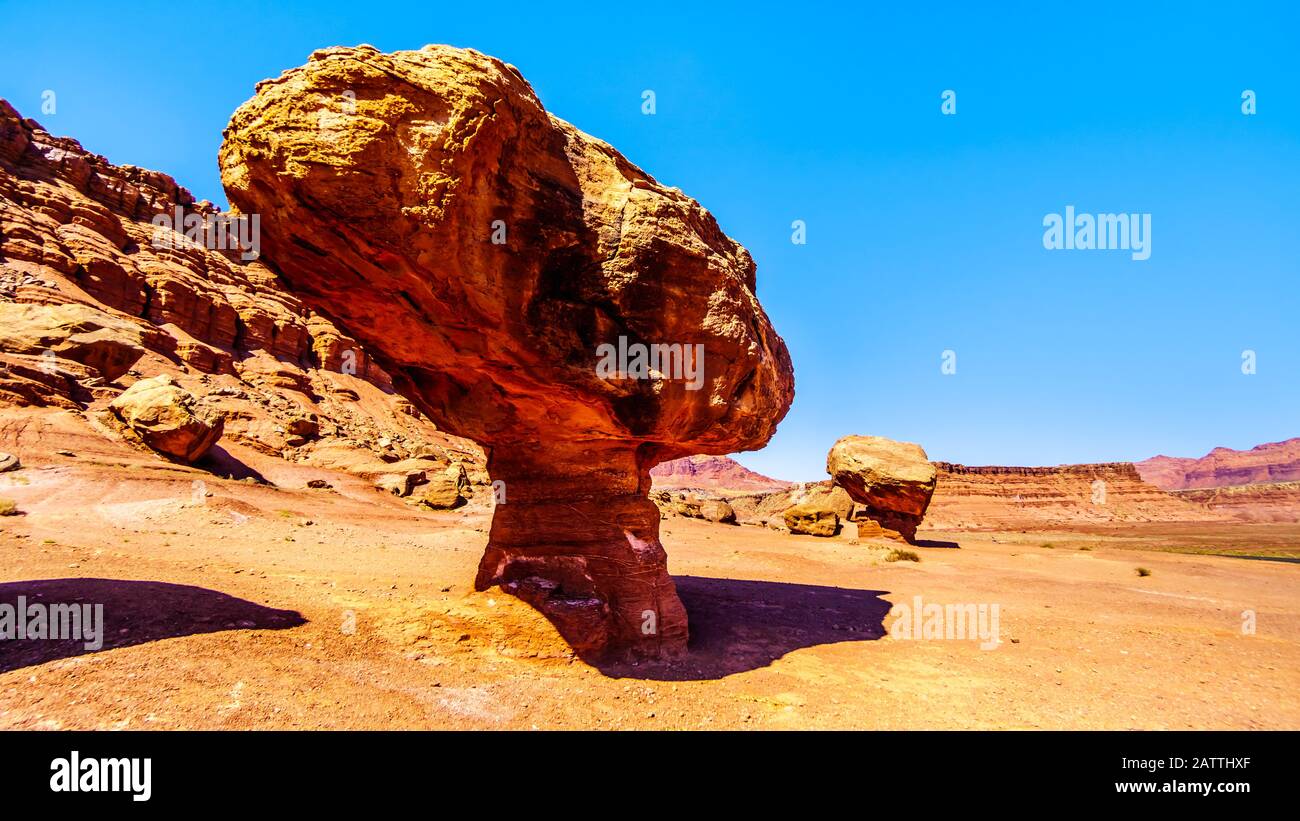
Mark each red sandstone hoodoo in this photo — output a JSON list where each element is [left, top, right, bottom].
[[218, 45, 795, 661]]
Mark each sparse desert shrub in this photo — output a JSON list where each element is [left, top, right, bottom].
[[1136, 567, 1152, 577], [886, 548, 920, 562], [1079, 545, 1093, 551], [1040, 542, 1055, 549], [0, 498, 18, 516]]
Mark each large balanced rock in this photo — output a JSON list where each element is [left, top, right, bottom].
[[110, 375, 224, 462], [827, 435, 937, 543], [219, 45, 794, 661]]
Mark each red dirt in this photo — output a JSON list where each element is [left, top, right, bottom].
[[2, 411, 1296, 729]]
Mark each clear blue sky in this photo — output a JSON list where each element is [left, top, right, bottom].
[[2, 2, 1297, 481]]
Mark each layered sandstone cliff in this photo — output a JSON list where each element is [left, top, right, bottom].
[[0, 98, 484, 482], [924, 462, 1225, 529], [1172, 482, 1300, 522], [218, 45, 794, 661]]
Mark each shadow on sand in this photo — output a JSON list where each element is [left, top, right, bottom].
[[0, 578, 305, 673], [196, 444, 270, 484], [914, 538, 961, 549], [598, 576, 892, 681]]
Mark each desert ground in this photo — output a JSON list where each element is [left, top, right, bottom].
[[3, 412, 1296, 730]]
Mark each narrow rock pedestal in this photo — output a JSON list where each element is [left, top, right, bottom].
[[475, 446, 689, 661]]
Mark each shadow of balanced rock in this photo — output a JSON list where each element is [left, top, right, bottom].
[[0, 578, 304, 674], [218, 45, 794, 662]]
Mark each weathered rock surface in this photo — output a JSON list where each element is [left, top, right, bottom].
[[695, 498, 737, 524], [0, 301, 153, 383], [651, 491, 737, 524], [0, 98, 486, 487], [109, 374, 223, 462], [827, 435, 937, 543], [374, 461, 467, 509], [0, 451, 18, 472], [375, 470, 425, 497], [783, 503, 839, 537], [722, 481, 846, 531], [284, 414, 319, 446], [219, 45, 794, 660], [415, 464, 469, 510]]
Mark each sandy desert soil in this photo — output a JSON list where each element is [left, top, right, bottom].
[[1, 421, 1297, 730]]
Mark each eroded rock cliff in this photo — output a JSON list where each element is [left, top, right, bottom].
[[0, 98, 484, 484], [924, 462, 1225, 529]]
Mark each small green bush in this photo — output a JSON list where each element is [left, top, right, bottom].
[[886, 548, 920, 563]]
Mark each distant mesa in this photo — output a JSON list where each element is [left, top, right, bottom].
[[711, 438, 1300, 535], [650, 454, 792, 494], [1135, 439, 1300, 522], [1136, 438, 1300, 490], [923, 461, 1229, 530]]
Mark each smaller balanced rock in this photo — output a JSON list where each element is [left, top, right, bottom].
[[827, 435, 937, 543]]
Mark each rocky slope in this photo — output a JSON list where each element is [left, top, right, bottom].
[[726, 480, 848, 530], [0, 98, 487, 499], [1136, 438, 1300, 490], [650, 454, 792, 494], [218, 45, 794, 661]]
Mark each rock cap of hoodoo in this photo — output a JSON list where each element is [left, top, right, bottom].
[[219, 45, 794, 662], [827, 435, 937, 543]]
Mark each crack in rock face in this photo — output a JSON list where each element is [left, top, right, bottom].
[[218, 44, 794, 661]]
